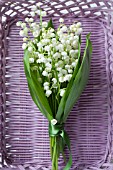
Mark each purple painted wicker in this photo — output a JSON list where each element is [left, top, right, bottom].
[[0, 0, 113, 169]]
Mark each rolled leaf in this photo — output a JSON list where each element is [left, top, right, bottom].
[[63, 34, 92, 122], [23, 50, 53, 121]]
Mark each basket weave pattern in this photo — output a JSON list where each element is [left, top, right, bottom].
[[0, 0, 113, 169]]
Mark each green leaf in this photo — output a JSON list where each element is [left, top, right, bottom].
[[46, 18, 54, 29], [23, 50, 53, 121], [56, 36, 81, 122], [62, 33, 92, 122], [27, 81, 44, 114], [23, 49, 31, 76]]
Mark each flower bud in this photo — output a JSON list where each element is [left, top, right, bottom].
[[60, 89, 65, 97], [28, 46, 33, 52], [51, 119, 57, 125], [22, 43, 27, 50], [46, 90, 52, 97], [29, 58, 34, 63], [59, 18, 64, 23], [16, 21, 22, 26]]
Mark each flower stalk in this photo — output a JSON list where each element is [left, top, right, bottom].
[[51, 136, 58, 170]]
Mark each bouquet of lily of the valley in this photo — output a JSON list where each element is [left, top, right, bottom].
[[17, 2, 92, 170]]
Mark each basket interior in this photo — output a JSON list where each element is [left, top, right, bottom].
[[2, 16, 109, 169]]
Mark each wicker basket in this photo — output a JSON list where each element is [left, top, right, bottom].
[[0, 0, 113, 169]]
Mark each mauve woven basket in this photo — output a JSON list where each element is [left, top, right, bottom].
[[0, 0, 113, 170]]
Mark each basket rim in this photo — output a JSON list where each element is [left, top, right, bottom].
[[0, 1, 113, 170]]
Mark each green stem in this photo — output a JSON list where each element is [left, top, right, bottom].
[[40, 10, 42, 27], [50, 137, 53, 159], [50, 136, 58, 170]]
